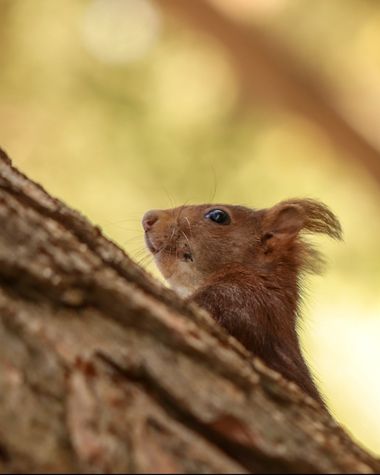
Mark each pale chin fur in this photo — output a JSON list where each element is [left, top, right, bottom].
[[167, 279, 194, 298], [162, 260, 202, 298]]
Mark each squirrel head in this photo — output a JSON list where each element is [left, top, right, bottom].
[[142, 199, 342, 297]]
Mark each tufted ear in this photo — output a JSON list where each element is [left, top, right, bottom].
[[263, 203, 305, 239], [262, 199, 342, 243]]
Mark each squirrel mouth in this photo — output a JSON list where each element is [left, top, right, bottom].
[[144, 234, 160, 255], [145, 233, 193, 262], [182, 252, 193, 262]]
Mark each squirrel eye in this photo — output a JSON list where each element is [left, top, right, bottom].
[[205, 209, 231, 225]]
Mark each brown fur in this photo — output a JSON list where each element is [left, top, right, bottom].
[[142, 199, 342, 404]]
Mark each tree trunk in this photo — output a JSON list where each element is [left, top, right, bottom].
[[0, 149, 378, 474]]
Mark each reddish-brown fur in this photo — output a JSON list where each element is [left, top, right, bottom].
[[142, 199, 342, 404]]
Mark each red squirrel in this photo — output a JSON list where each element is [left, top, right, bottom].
[[142, 199, 342, 404]]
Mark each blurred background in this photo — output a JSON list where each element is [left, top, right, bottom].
[[1, 0, 380, 455]]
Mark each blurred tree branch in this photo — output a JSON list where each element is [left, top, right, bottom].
[[156, 0, 380, 185]]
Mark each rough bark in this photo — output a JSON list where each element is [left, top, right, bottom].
[[0, 148, 378, 474]]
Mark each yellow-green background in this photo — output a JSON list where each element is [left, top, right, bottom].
[[1, 0, 379, 455]]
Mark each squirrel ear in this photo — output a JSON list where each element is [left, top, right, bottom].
[[263, 203, 305, 239], [262, 199, 342, 241]]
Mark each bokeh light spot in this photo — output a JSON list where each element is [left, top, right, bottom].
[[82, 0, 161, 64]]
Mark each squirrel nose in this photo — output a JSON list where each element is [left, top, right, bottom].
[[142, 210, 160, 232]]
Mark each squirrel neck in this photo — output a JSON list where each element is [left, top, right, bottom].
[[191, 262, 324, 404]]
